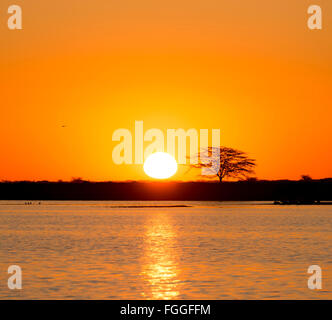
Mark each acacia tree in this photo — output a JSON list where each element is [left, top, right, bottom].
[[190, 147, 256, 183]]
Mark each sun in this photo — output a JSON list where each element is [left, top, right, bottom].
[[143, 152, 178, 179]]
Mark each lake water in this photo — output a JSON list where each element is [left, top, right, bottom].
[[0, 201, 331, 299]]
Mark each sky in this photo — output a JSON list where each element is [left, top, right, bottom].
[[0, 0, 331, 181]]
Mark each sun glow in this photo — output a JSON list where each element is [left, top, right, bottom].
[[143, 152, 177, 179]]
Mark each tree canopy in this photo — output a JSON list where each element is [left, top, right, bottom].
[[190, 146, 256, 183]]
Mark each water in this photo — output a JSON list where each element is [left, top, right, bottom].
[[0, 201, 331, 299]]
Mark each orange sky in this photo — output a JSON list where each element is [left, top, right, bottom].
[[1, 0, 331, 181]]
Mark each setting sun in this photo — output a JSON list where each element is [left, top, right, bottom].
[[143, 152, 178, 179], [1, 0, 332, 304]]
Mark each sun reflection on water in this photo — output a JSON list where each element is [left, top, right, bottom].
[[140, 212, 180, 299]]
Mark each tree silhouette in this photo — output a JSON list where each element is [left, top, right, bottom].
[[190, 147, 256, 183], [301, 175, 312, 181]]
